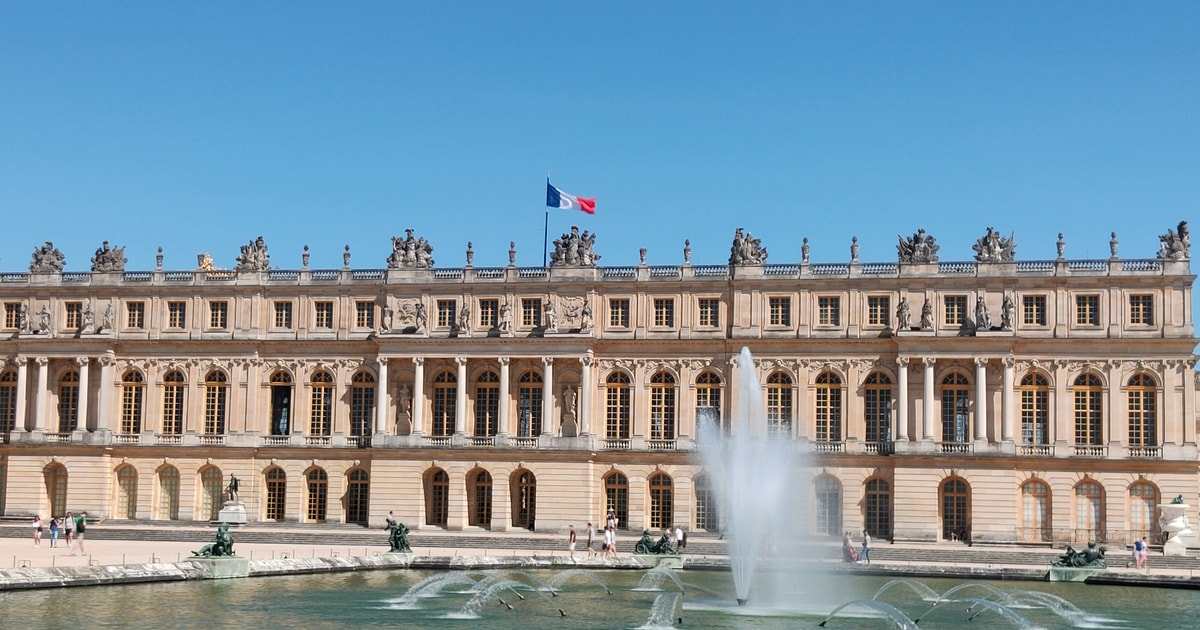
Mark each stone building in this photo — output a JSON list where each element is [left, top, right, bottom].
[[0, 224, 1196, 546]]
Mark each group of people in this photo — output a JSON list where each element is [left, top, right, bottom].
[[568, 510, 688, 559], [31, 511, 88, 553], [842, 530, 871, 564]]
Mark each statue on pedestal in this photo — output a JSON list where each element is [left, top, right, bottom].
[[234, 236, 270, 271], [30, 241, 66, 273], [634, 529, 677, 555], [387, 520, 412, 553], [193, 522, 236, 557], [90, 241, 128, 273], [729, 227, 768, 266], [1053, 541, 1106, 568], [897, 228, 939, 263], [226, 474, 240, 502]]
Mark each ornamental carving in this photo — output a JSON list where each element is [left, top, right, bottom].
[[394, 299, 428, 333], [550, 225, 601, 267], [897, 228, 939, 263], [1158, 220, 1190, 261], [90, 241, 128, 273], [234, 236, 270, 271], [556, 295, 591, 331], [30, 241, 66, 273], [729, 227, 768, 266], [387, 229, 435, 269], [972, 227, 1015, 263]]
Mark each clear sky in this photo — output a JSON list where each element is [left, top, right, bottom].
[[1, 2, 1196, 273]]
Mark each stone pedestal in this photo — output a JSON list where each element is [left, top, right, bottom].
[[634, 554, 683, 569], [219, 501, 248, 524], [1046, 566, 1105, 582], [190, 557, 250, 579], [1159, 502, 1192, 557]]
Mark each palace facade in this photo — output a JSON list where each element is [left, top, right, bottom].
[[0, 225, 1196, 546]]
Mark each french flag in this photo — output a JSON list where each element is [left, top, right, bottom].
[[546, 181, 596, 214]]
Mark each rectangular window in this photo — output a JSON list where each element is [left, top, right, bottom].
[[1129, 294, 1154, 325], [126, 302, 145, 329], [944, 296, 966, 326], [478, 299, 499, 329], [208, 301, 228, 329], [65, 302, 83, 329], [3, 302, 19, 329], [608, 299, 630, 328], [1075, 294, 1099, 326], [355, 301, 374, 329], [768, 296, 791, 326], [698, 298, 720, 328], [314, 301, 334, 328], [521, 298, 542, 327], [1022, 295, 1047, 326], [435, 300, 456, 328], [653, 298, 675, 328], [167, 301, 187, 329], [817, 296, 840, 326], [867, 296, 890, 327], [273, 301, 293, 329]]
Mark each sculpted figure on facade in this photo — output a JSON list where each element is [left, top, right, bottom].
[[549, 225, 601, 267], [920, 299, 934, 330], [30, 241, 66, 273], [234, 236, 271, 271], [381, 305, 394, 333], [101, 303, 115, 333], [90, 241, 128, 273], [38, 304, 51, 335], [896, 298, 911, 330], [387, 229, 436, 269], [544, 297, 558, 332], [81, 304, 95, 335], [974, 297, 991, 331], [1000, 295, 1015, 331], [972, 227, 1015, 263], [897, 227, 940, 263], [729, 227, 768, 266], [580, 300, 594, 333], [498, 301, 513, 334], [1158, 220, 1190, 261], [396, 301, 427, 333], [457, 302, 471, 336], [18, 301, 30, 334]]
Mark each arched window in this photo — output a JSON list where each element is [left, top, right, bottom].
[[270, 371, 293, 436], [1073, 374, 1104, 445], [605, 471, 629, 528], [694, 473, 719, 532], [474, 371, 500, 437], [517, 371, 543, 437], [649, 372, 676, 440], [0, 370, 18, 433], [649, 473, 673, 529], [306, 468, 328, 522], [121, 371, 145, 434], [204, 370, 228, 435], [1129, 482, 1158, 541], [158, 466, 180, 520], [941, 478, 970, 541], [116, 465, 137, 519], [349, 371, 375, 438], [605, 372, 631, 441], [1073, 480, 1104, 542], [58, 370, 80, 433], [941, 373, 970, 443], [199, 467, 223, 521], [161, 370, 185, 435], [309, 371, 334, 436], [432, 371, 457, 437], [469, 469, 493, 527], [815, 372, 842, 442], [265, 467, 287, 521], [1020, 479, 1051, 541], [513, 470, 536, 529], [1128, 374, 1157, 447], [46, 464, 68, 517], [346, 469, 370, 525], [426, 469, 449, 527], [814, 476, 841, 536], [766, 372, 793, 438], [864, 372, 892, 443], [865, 478, 892, 539], [1020, 374, 1050, 445], [695, 372, 721, 428]]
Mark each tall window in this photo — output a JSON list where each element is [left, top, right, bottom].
[[605, 372, 631, 440], [309, 371, 333, 436], [126, 301, 145, 329], [514, 470, 536, 529], [653, 298, 675, 328], [314, 301, 334, 328], [354, 301, 374, 329], [306, 468, 328, 522], [436, 300, 456, 328], [167, 301, 187, 329], [814, 476, 841, 536], [605, 472, 629, 529], [116, 465, 138, 519], [208, 301, 228, 329], [1074, 481, 1103, 542], [432, 371, 457, 436], [120, 370, 145, 434], [1022, 295, 1047, 326], [158, 466, 180, 520], [649, 372, 676, 440], [1129, 294, 1154, 325], [817, 296, 840, 326], [766, 372, 793, 438], [867, 296, 890, 327], [941, 478, 969, 540], [941, 373, 970, 443], [349, 371, 375, 437], [698, 298, 720, 327], [694, 473, 718, 532], [517, 371, 542, 437], [649, 473, 673, 529], [474, 371, 500, 436], [768, 296, 791, 326], [270, 371, 293, 435], [161, 370, 185, 435], [1020, 480, 1051, 541], [863, 373, 892, 443], [58, 370, 80, 433], [47, 465, 68, 518], [1129, 482, 1158, 540], [346, 469, 370, 525], [469, 470, 493, 527], [1020, 374, 1050, 444], [478, 299, 498, 329], [3, 302, 19, 329], [944, 296, 967, 326], [814, 372, 842, 442], [1127, 374, 1157, 446], [65, 302, 82, 329], [695, 372, 721, 428], [864, 479, 892, 539], [521, 298, 542, 327], [0, 370, 17, 433], [426, 469, 449, 527], [273, 301, 293, 329], [1073, 374, 1103, 445], [1075, 294, 1099, 326], [204, 370, 228, 434], [608, 298, 630, 328], [265, 467, 287, 521], [199, 467, 223, 521]]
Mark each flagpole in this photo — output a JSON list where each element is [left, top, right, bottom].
[[543, 173, 550, 267]]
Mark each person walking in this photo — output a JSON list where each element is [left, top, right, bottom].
[[72, 511, 87, 555], [860, 530, 872, 564], [48, 517, 59, 548], [62, 511, 74, 548], [32, 515, 43, 547], [586, 522, 596, 557], [674, 525, 684, 552], [568, 524, 577, 558], [604, 526, 616, 558], [1135, 536, 1148, 569]]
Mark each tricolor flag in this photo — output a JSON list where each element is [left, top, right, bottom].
[[546, 181, 596, 214]]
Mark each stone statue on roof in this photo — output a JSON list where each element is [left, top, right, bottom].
[[234, 236, 270, 271], [550, 225, 601, 267], [729, 227, 768, 266], [30, 241, 66, 273], [91, 241, 128, 273], [897, 228, 939, 263], [388, 229, 436, 269], [972, 227, 1015, 263], [1158, 220, 1190, 261]]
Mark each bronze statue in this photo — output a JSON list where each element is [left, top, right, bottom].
[[1052, 541, 1107, 568], [634, 529, 677, 555], [226, 474, 240, 502], [194, 522, 235, 557], [387, 520, 412, 552]]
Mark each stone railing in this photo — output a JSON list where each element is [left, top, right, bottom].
[[261, 435, 291, 446], [422, 435, 452, 447], [1072, 445, 1108, 458], [509, 437, 538, 448], [602, 439, 631, 450], [812, 440, 845, 454], [939, 441, 972, 454], [198, 434, 226, 446], [305, 435, 332, 446], [112, 433, 142, 445], [468, 436, 496, 447], [862, 441, 894, 455], [1018, 444, 1055, 456], [1126, 446, 1162, 458], [647, 439, 677, 451]]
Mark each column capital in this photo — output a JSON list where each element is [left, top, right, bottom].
[[36, 356, 49, 366], [974, 356, 989, 367], [921, 357, 936, 367], [76, 356, 91, 366], [542, 356, 554, 367], [455, 356, 467, 367], [99, 355, 116, 367], [411, 356, 424, 367], [498, 356, 511, 367], [896, 356, 911, 368], [1002, 356, 1016, 368], [580, 354, 593, 367]]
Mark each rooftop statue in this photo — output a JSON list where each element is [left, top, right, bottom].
[[90, 240, 127, 273], [729, 227, 768, 266], [30, 241, 66, 273], [193, 522, 235, 557], [550, 225, 601, 267], [234, 236, 271, 271], [897, 227, 940, 263], [1158, 220, 1190, 261], [387, 229, 435, 269], [972, 227, 1015, 263], [1052, 541, 1107, 568]]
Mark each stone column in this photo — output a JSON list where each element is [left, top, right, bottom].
[[76, 356, 90, 432], [12, 357, 28, 432], [895, 357, 909, 441], [974, 357, 987, 442], [97, 355, 115, 433], [454, 357, 467, 435], [922, 357, 936, 441], [411, 357, 425, 435], [541, 357, 554, 436], [375, 357, 389, 435], [579, 353, 593, 436], [497, 357, 510, 436], [1001, 357, 1015, 442], [33, 357, 48, 432]]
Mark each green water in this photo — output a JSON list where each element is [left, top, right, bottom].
[[1, 569, 1196, 629]]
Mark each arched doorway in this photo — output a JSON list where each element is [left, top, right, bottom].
[[306, 468, 328, 522], [864, 478, 892, 539], [425, 468, 449, 527], [814, 475, 841, 536], [940, 477, 970, 541], [46, 464, 68, 517], [512, 469, 536, 529], [199, 467, 223, 521], [648, 473, 673, 529], [604, 471, 629, 528], [158, 465, 180, 520], [468, 469, 493, 528], [115, 465, 137, 519], [346, 468, 370, 526], [269, 371, 293, 435], [265, 467, 287, 521]]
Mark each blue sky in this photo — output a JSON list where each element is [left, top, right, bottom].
[[1, 2, 1196, 272]]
